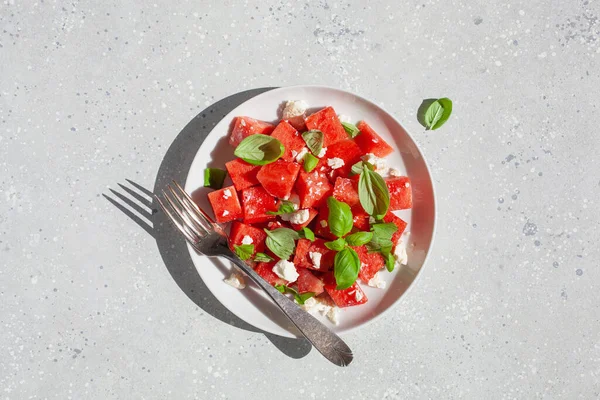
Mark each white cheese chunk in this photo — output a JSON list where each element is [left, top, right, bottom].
[[355, 290, 364, 301], [222, 210, 229, 217], [241, 235, 253, 245], [389, 167, 403, 177], [308, 252, 322, 269], [367, 272, 387, 289], [394, 241, 408, 266], [327, 157, 345, 170], [338, 114, 352, 123], [223, 271, 246, 289], [272, 260, 299, 283], [280, 209, 309, 225], [282, 100, 308, 119], [295, 147, 309, 163], [326, 307, 340, 325], [288, 193, 301, 210], [222, 189, 232, 199], [317, 147, 327, 158], [362, 153, 387, 173]]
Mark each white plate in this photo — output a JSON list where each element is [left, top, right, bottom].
[[185, 86, 436, 338]]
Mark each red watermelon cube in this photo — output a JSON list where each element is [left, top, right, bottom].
[[255, 261, 287, 286], [305, 106, 347, 146], [289, 208, 318, 230], [225, 158, 260, 191], [207, 186, 243, 223], [353, 245, 385, 282], [386, 176, 413, 210], [269, 120, 306, 163], [229, 221, 267, 255], [229, 116, 275, 147], [241, 186, 278, 224], [312, 206, 337, 240], [293, 238, 335, 271], [332, 177, 360, 207], [296, 268, 324, 295], [295, 169, 333, 209], [323, 274, 368, 307], [355, 121, 394, 157], [382, 212, 408, 244], [324, 140, 362, 179], [352, 211, 370, 232], [256, 159, 301, 199]]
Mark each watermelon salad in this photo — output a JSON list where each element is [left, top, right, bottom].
[[204, 101, 412, 325]]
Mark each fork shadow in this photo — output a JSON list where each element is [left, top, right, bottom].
[[105, 87, 312, 360]]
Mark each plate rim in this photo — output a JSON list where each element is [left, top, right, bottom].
[[184, 84, 437, 338]]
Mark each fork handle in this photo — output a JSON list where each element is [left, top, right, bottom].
[[223, 254, 353, 367]]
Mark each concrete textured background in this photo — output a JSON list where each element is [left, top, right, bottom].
[[1, 0, 599, 398]]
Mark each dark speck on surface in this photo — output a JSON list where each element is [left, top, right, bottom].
[[474, 16, 483, 25], [576, 269, 583, 276]]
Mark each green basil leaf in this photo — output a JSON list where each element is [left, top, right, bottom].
[[233, 244, 254, 260], [294, 292, 315, 305], [358, 168, 390, 220], [349, 160, 374, 176], [263, 228, 299, 260], [275, 284, 286, 293], [301, 130, 324, 156], [333, 247, 361, 290], [432, 98, 453, 130], [253, 252, 274, 262], [234, 134, 284, 165], [266, 200, 297, 215], [327, 196, 353, 238], [345, 231, 373, 247], [297, 227, 315, 241], [417, 98, 453, 130], [303, 153, 319, 173], [385, 252, 396, 272], [341, 122, 360, 138], [203, 168, 227, 189], [324, 238, 346, 251]]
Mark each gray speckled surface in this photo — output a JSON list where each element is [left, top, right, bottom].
[[1, 0, 599, 398]]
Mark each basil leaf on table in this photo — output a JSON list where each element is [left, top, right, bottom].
[[303, 153, 319, 173], [345, 231, 373, 247], [333, 247, 361, 290], [203, 168, 227, 189], [233, 244, 254, 260], [263, 227, 299, 260], [253, 252, 274, 262], [358, 167, 390, 220], [327, 196, 353, 238], [266, 200, 297, 215], [234, 134, 284, 165], [297, 226, 315, 241], [324, 238, 346, 251], [301, 130, 324, 156], [417, 97, 453, 130], [342, 122, 360, 138]]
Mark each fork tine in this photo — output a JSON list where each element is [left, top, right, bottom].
[[154, 194, 198, 245], [167, 184, 210, 235], [161, 189, 205, 240], [171, 180, 216, 227]]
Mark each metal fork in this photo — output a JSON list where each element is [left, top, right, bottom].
[[155, 181, 353, 367]]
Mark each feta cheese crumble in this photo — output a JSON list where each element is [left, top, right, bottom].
[[272, 260, 299, 283], [223, 270, 246, 289], [222, 210, 229, 217], [240, 119, 246, 127], [338, 114, 352, 123], [288, 193, 301, 210], [389, 168, 402, 177], [355, 290, 364, 301], [362, 153, 387, 173], [394, 241, 408, 266], [280, 209, 309, 225], [282, 100, 308, 119], [308, 251, 322, 269], [241, 235, 253, 245], [327, 157, 345, 170], [326, 307, 340, 325], [294, 147, 309, 163], [317, 147, 327, 158], [222, 189, 232, 199], [367, 272, 387, 289]]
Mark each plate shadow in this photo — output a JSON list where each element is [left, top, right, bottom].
[[106, 88, 312, 359]]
